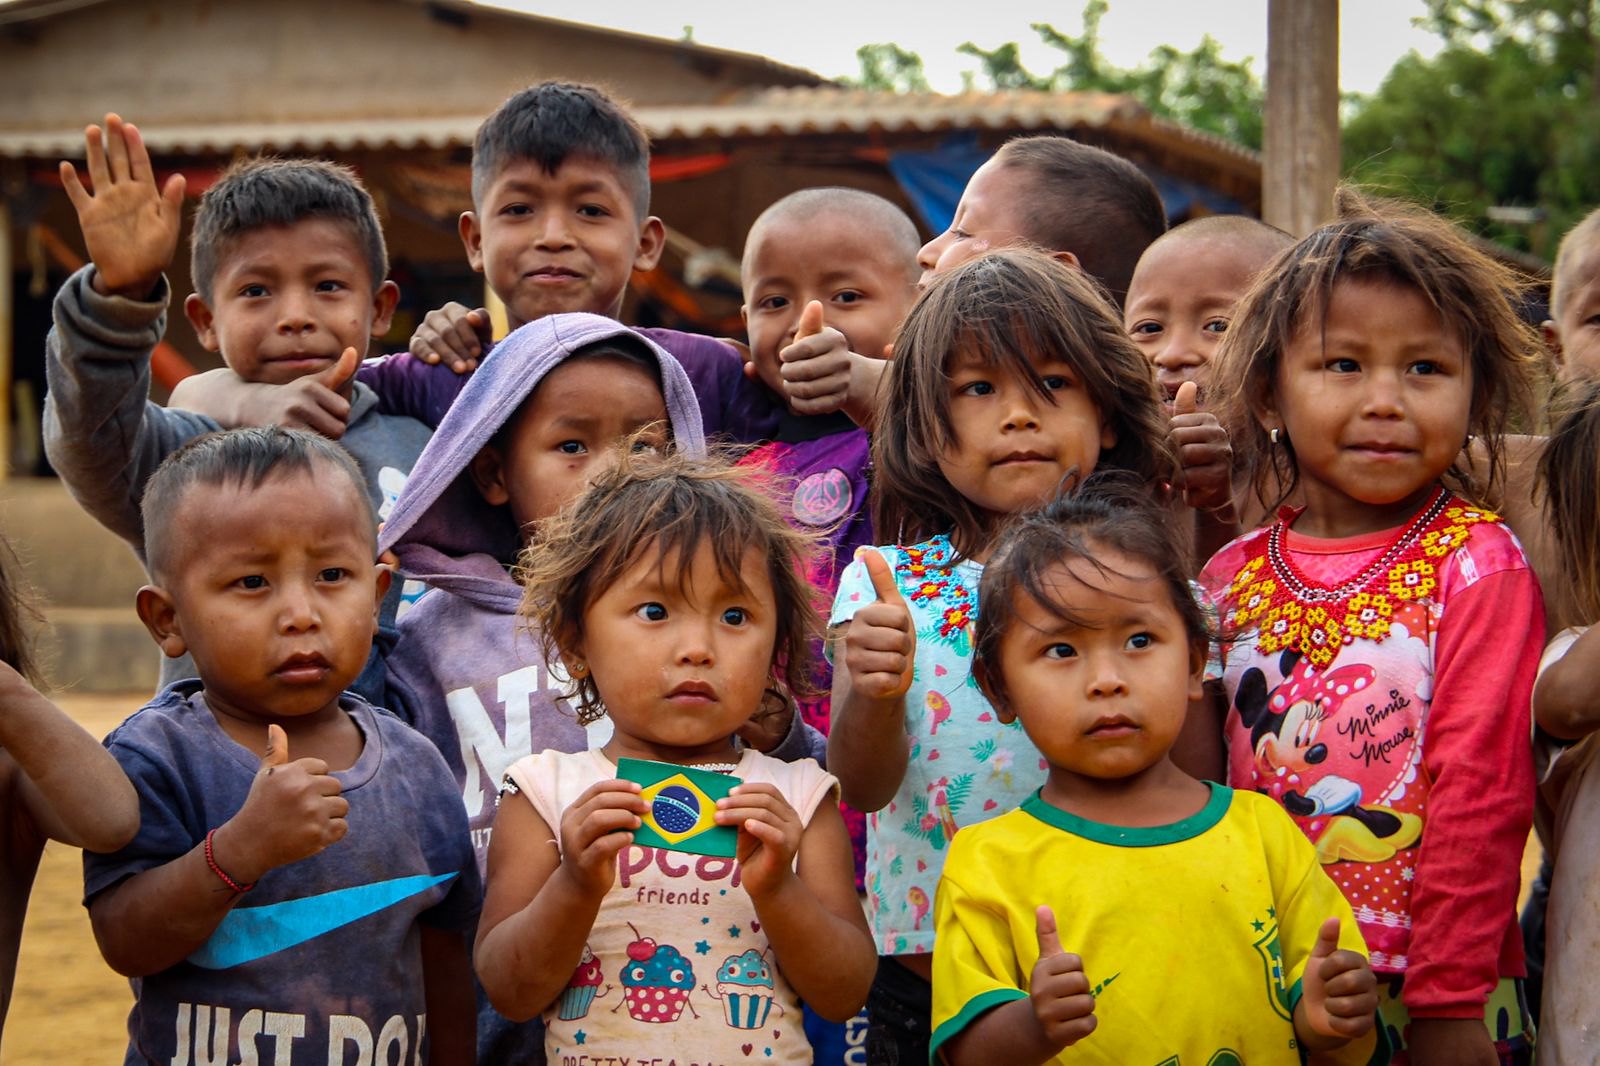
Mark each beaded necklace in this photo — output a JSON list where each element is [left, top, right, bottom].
[[1221, 488, 1500, 667]]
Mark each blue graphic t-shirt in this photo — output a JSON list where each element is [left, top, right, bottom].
[[84, 682, 479, 1066]]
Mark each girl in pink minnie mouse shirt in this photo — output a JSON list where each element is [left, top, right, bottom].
[[1201, 192, 1545, 1066]]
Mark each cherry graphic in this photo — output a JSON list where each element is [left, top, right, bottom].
[[625, 921, 658, 962]]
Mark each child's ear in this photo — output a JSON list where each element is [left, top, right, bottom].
[[371, 564, 392, 622], [1187, 645, 1208, 704], [369, 280, 401, 339], [135, 585, 188, 659], [182, 294, 221, 352], [468, 444, 511, 507], [459, 211, 486, 274], [1543, 320, 1565, 367], [972, 658, 1016, 724], [1049, 249, 1082, 273], [633, 215, 666, 274]]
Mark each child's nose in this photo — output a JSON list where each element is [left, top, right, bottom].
[[1361, 371, 1407, 417], [1085, 658, 1128, 698], [276, 290, 315, 332], [1000, 393, 1042, 431], [535, 211, 576, 249], [1152, 334, 1204, 371], [278, 583, 319, 631], [916, 233, 947, 276]]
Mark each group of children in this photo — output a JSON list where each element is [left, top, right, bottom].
[[1, 74, 1597, 1066]]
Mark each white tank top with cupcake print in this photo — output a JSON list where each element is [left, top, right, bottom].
[[505, 747, 837, 1064]]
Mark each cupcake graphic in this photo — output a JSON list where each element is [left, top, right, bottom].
[[557, 945, 608, 1020], [705, 949, 779, 1029], [619, 925, 696, 1023]]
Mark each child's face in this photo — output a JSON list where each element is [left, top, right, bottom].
[[1266, 279, 1472, 533], [741, 212, 916, 406], [983, 550, 1202, 782], [1548, 243, 1600, 384], [1124, 235, 1263, 401], [936, 346, 1115, 526], [183, 219, 398, 386], [916, 159, 1035, 289], [138, 464, 387, 729], [471, 355, 668, 539], [572, 541, 777, 762], [461, 156, 664, 328]]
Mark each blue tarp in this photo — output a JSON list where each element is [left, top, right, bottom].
[[885, 132, 1248, 234]]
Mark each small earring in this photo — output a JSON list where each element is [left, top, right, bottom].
[[1269, 428, 1280, 445], [1465, 433, 1477, 445], [570, 661, 587, 676]]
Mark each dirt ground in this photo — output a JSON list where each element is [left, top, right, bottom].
[[0, 693, 1552, 1065]]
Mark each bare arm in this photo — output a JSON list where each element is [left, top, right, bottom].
[[420, 925, 476, 1066], [0, 663, 137, 852], [90, 726, 348, 976], [720, 790, 874, 1021], [1534, 626, 1600, 741], [826, 548, 918, 811], [474, 780, 645, 1020], [166, 350, 357, 440]]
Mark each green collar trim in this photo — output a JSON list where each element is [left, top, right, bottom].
[[1020, 782, 1232, 846]]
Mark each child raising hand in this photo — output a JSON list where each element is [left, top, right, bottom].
[[933, 481, 1381, 1065]]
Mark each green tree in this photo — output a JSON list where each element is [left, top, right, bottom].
[[848, 43, 931, 93], [852, 0, 1265, 149], [1342, 0, 1600, 256]]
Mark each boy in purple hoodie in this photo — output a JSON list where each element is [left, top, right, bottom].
[[376, 312, 823, 1062]]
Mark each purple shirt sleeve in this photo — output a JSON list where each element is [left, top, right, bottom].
[[356, 353, 471, 429]]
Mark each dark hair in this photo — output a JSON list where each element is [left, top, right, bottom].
[[190, 157, 387, 303], [517, 450, 819, 725], [142, 427, 373, 581], [472, 82, 651, 219], [1211, 186, 1542, 513], [0, 534, 42, 684], [972, 474, 1210, 710], [1540, 379, 1600, 621], [992, 136, 1168, 306], [873, 248, 1178, 556], [741, 187, 921, 281], [492, 334, 667, 451]]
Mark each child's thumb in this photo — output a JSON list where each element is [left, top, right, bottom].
[[1310, 916, 1341, 959], [860, 548, 904, 607], [261, 724, 289, 770], [316, 346, 360, 393], [1035, 905, 1065, 958], [796, 300, 825, 341], [1173, 380, 1199, 416]]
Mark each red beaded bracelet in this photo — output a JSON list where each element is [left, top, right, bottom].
[[204, 829, 254, 894]]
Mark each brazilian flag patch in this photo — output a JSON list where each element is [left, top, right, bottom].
[[617, 758, 739, 857]]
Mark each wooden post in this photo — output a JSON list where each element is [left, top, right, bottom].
[[0, 198, 12, 481], [1265, 0, 1341, 236]]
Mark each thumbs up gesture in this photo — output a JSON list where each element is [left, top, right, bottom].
[[1166, 380, 1234, 513], [843, 548, 916, 702], [215, 724, 350, 885], [1297, 917, 1377, 1043], [773, 300, 856, 416], [1029, 905, 1097, 1050], [235, 345, 360, 440]]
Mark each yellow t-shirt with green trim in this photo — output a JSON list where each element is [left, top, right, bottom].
[[932, 784, 1384, 1066]]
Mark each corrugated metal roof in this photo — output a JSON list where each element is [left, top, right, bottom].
[[0, 87, 1262, 167]]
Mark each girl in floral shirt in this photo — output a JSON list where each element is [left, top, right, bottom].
[[827, 249, 1180, 1063]]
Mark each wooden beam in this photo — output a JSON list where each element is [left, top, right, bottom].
[[1265, 0, 1340, 236]]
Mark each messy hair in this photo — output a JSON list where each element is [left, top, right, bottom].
[[1211, 186, 1542, 513], [191, 157, 387, 303], [518, 450, 820, 725], [0, 534, 43, 684], [874, 248, 1178, 556], [1540, 380, 1600, 621], [972, 474, 1211, 710], [992, 135, 1168, 306], [142, 427, 373, 582], [472, 81, 651, 218]]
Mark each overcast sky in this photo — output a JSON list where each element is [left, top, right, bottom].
[[487, 0, 1441, 96]]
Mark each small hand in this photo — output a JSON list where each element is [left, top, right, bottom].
[[715, 782, 803, 899], [1168, 382, 1233, 513], [215, 724, 348, 885], [844, 549, 916, 701], [776, 301, 854, 416], [1406, 1018, 1500, 1066], [556, 779, 646, 899], [60, 113, 186, 299], [410, 302, 491, 373], [254, 346, 360, 439], [1029, 906, 1096, 1050], [1298, 917, 1377, 1043]]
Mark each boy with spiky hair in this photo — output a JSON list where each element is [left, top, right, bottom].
[[43, 115, 431, 700]]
